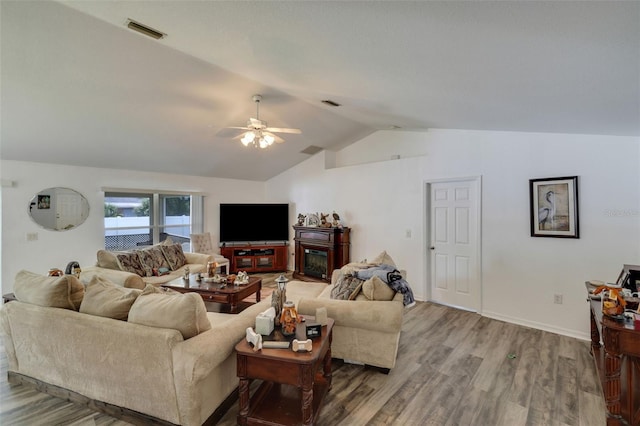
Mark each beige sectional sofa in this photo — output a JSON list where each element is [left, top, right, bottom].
[[0, 272, 325, 426]]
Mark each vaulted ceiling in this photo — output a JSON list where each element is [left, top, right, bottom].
[[2, 1, 638, 181]]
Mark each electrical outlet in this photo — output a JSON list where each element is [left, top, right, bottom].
[[554, 294, 563, 304], [26, 232, 38, 241], [405, 229, 412, 238]]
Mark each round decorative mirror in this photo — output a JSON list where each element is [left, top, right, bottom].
[[28, 187, 90, 231]]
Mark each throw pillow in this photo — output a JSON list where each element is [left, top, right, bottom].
[[371, 250, 397, 267], [330, 273, 364, 300], [136, 246, 170, 276], [79, 275, 142, 320], [128, 285, 211, 339], [160, 243, 187, 271], [96, 250, 121, 270], [115, 252, 147, 277], [362, 275, 396, 301], [14, 270, 84, 310]]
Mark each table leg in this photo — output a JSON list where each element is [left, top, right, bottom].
[[301, 364, 314, 426], [256, 289, 261, 302], [323, 344, 332, 390], [237, 377, 249, 425], [603, 327, 623, 425]]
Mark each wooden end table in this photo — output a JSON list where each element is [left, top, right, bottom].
[[161, 275, 261, 314], [235, 318, 334, 426]]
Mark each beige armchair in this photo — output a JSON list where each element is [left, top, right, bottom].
[[190, 233, 230, 274]]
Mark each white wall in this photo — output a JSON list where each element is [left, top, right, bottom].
[[0, 160, 265, 294], [266, 129, 640, 340]]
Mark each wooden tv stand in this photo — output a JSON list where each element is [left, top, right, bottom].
[[220, 243, 288, 274]]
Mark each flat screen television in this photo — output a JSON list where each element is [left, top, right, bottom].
[[219, 203, 289, 244]]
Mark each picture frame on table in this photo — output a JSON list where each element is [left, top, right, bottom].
[[529, 176, 579, 238]]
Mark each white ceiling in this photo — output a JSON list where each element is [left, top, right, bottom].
[[2, 1, 638, 181]]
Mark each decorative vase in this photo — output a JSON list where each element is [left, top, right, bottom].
[[594, 284, 626, 317], [280, 301, 299, 336]]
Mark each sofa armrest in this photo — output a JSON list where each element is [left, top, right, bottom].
[[184, 252, 213, 267], [80, 266, 145, 289], [297, 297, 403, 334], [171, 308, 256, 388]]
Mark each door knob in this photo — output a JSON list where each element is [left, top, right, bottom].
[[430, 246, 435, 250]]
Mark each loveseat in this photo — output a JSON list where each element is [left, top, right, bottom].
[[291, 275, 404, 371], [81, 241, 214, 289]]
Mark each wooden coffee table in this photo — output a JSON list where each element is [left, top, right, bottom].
[[235, 317, 334, 426], [161, 275, 261, 314]]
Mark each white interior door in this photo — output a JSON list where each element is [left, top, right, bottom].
[[55, 191, 83, 230], [429, 178, 481, 312]]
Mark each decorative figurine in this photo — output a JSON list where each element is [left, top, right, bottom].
[[332, 211, 341, 228], [320, 212, 332, 227], [296, 213, 307, 226]]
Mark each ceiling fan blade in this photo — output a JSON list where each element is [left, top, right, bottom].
[[265, 127, 302, 134], [216, 127, 247, 138], [231, 132, 251, 141]]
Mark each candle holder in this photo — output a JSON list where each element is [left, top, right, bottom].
[[271, 274, 289, 326]]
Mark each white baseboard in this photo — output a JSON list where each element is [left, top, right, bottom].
[[482, 310, 590, 342]]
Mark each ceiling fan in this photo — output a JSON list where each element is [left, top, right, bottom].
[[227, 94, 302, 149]]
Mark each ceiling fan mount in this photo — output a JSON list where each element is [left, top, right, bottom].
[[225, 94, 301, 149]]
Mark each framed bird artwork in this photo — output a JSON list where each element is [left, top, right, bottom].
[[529, 176, 579, 238]]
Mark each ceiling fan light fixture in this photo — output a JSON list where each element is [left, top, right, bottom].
[[263, 133, 275, 144], [241, 132, 255, 146]]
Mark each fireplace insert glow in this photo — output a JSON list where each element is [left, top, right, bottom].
[[304, 249, 328, 279]]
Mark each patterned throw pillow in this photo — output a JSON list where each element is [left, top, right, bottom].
[[115, 252, 147, 277], [137, 246, 170, 276], [161, 243, 187, 270], [330, 273, 364, 300]]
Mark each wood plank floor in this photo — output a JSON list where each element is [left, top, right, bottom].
[[0, 301, 606, 425]]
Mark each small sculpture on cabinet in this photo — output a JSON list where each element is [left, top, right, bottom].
[[320, 212, 332, 228], [296, 213, 307, 226]]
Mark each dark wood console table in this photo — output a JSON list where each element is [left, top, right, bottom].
[[590, 299, 640, 425], [293, 226, 350, 283]]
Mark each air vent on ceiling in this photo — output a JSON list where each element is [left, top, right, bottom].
[[301, 145, 323, 155], [321, 100, 341, 107], [126, 19, 166, 40]]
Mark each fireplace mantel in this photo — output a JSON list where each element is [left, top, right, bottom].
[[293, 226, 350, 283]]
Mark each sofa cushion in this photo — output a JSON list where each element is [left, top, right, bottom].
[[137, 246, 170, 276], [330, 273, 364, 300], [14, 270, 84, 310], [115, 252, 147, 277], [362, 275, 396, 301], [371, 250, 397, 267], [161, 243, 187, 271], [128, 285, 211, 339], [80, 275, 142, 320]]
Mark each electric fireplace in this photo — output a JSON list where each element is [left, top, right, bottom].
[[304, 249, 328, 279]]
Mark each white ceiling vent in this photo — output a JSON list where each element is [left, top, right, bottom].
[[126, 19, 166, 40], [301, 145, 323, 155]]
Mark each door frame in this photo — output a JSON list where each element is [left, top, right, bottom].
[[424, 176, 483, 313]]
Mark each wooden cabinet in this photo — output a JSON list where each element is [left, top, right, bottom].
[[220, 244, 288, 274], [590, 299, 640, 425], [293, 226, 350, 283]]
